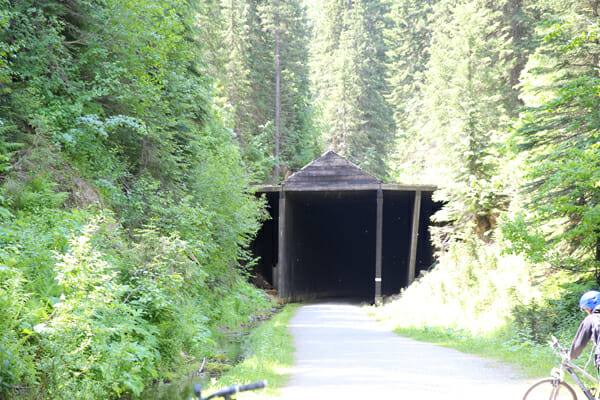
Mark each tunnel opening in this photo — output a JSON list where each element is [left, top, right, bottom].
[[285, 190, 376, 302], [247, 151, 441, 304], [381, 190, 413, 296], [416, 191, 439, 277], [248, 188, 442, 303], [248, 191, 279, 288], [380, 190, 442, 295]]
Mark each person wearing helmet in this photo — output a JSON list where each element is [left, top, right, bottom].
[[569, 290, 600, 366]]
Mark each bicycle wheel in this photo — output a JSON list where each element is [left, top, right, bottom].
[[523, 378, 577, 400]]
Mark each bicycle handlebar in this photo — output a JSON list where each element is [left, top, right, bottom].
[[237, 381, 267, 392], [192, 380, 267, 400], [549, 335, 569, 360]]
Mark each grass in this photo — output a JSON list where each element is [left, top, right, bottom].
[[204, 303, 299, 398], [380, 318, 600, 392], [390, 323, 600, 392], [387, 324, 555, 379], [205, 299, 595, 399], [361, 238, 597, 385]]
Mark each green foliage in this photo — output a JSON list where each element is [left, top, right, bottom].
[[0, 1, 274, 399], [262, 0, 322, 178], [209, 305, 298, 399], [385, 0, 437, 183], [502, 212, 549, 264], [0, 203, 272, 399], [509, 282, 584, 347], [9, 0, 600, 397], [32, 216, 158, 399], [8, 176, 68, 213], [209, 0, 321, 183], [372, 239, 600, 379], [0, 265, 34, 394], [374, 233, 536, 335], [0, 0, 16, 85], [510, 1, 600, 279], [389, 0, 533, 188], [410, 0, 519, 243], [385, 0, 600, 376], [0, 206, 87, 397], [309, 0, 395, 179]]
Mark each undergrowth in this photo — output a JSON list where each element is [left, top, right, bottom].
[[371, 233, 598, 380], [204, 304, 298, 399]]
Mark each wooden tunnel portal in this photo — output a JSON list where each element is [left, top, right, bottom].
[[249, 151, 441, 303]]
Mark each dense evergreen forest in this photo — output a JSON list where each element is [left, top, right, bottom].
[[2, 0, 600, 398]]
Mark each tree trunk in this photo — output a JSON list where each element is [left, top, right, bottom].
[[274, 0, 281, 181]]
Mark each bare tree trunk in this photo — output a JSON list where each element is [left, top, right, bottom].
[[593, 0, 599, 78], [274, 0, 281, 181]]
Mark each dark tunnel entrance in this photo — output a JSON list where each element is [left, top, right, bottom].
[[285, 190, 377, 302], [381, 190, 439, 295], [249, 191, 279, 287], [249, 188, 441, 303], [247, 150, 440, 303]]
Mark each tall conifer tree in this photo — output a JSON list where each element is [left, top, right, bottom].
[[213, 0, 318, 182], [509, 0, 600, 275], [386, 0, 437, 182], [310, 0, 395, 179], [260, 0, 320, 179], [412, 0, 523, 241]]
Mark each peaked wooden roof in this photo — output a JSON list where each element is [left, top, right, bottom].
[[282, 151, 381, 190], [253, 151, 437, 193]]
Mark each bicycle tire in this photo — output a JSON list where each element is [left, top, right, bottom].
[[523, 378, 577, 400]]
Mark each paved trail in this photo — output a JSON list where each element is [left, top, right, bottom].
[[278, 302, 535, 400]]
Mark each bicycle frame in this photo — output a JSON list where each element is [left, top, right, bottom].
[[554, 352, 598, 400]]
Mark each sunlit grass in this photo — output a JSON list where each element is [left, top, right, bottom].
[[389, 325, 553, 378], [368, 238, 568, 379], [389, 323, 600, 392], [372, 243, 538, 332], [205, 304, 299, 399]]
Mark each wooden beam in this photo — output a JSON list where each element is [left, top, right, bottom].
[[277, 189, 287, 299], [281, 183, 382, 192], [375, 189, 383, 303], [408, 190, 422, 285], [251, 184, 282, 193], [254, 183, 438, 193], [382, 183, 437, 192]]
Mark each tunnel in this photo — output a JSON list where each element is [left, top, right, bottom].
[[284, 190, 377, 301], [248, 151, 441, 303]]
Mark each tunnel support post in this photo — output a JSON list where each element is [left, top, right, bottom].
[[375, 188, 383, 303], [408, 190, 422, 285], [277, 189, 287, 299]]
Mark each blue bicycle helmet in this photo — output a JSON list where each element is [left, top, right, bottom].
[[579, 290, 600, 311]]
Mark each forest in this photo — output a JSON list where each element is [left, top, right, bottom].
[[1, 0, 600, 398]]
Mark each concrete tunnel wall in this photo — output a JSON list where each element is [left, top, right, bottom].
[[249, 189, 440, 302]]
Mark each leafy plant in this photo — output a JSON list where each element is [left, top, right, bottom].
[[33, 216, 158, 398], [0, 265, 33, 395], [511, 2, 600, 280]]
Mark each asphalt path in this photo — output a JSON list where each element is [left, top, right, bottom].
[[278, 302, 536, 400]]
